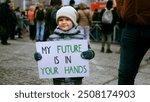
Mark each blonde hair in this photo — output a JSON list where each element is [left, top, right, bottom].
[[78, 3, 87, 10]]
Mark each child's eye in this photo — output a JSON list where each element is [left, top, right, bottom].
[[59, 18, 63, 21], [66, 18, 70, 21], [58, 17, 70, 22]]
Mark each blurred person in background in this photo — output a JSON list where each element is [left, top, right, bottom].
[[44, 0, 62, 41], [77, 3, 92, 42], [9, 3, 17, 40], [91, 9, 101, 41], [69, 0, 75, 7], [35, 3, 45, 41], [92, 9, 100, 22], [99, 0, 119, 53], [0, 0, 12, 45], [27, 6, 36, 41], [15, 7, 23, 39]]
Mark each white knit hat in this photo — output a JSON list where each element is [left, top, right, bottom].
[[56, 6, 78, 26]]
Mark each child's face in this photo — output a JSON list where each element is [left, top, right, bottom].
[[58, 17, 73, 31]]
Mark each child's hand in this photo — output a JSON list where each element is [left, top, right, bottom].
[[34, 52, 42, 61], [81, 50, 95, 60]]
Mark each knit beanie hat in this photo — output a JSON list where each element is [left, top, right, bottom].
[[56, 6, 78, 26]]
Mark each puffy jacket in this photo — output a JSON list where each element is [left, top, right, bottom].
[[48, 26, 93, 84], [48, 26, 95, 59], [49, 26, 86, 41], [116, 0, 150, 25], [78, 9, 91, 26]]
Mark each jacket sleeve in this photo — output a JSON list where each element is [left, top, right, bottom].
[[112, 8, 120, 25]]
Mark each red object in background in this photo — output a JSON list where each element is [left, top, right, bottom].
[[90, 2, 107, 11]]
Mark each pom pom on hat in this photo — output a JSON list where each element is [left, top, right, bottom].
[[56, 6, 78, 26]]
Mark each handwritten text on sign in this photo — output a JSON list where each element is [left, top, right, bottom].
[[36, 40, 89, 78]]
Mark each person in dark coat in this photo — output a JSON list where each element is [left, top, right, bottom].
[[0, 0, 12, 45], [92, 9, 100, 22], [117, 0, 150, 85], [9, 5, 18, 40], [43, 0, 62, 41], [99, 0, 119, 53]]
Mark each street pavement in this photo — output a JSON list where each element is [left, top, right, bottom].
[[0, 34, 150, 85]]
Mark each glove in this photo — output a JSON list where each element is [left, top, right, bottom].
[[81, 50, 95, 60], [34, 52, 42, 61]]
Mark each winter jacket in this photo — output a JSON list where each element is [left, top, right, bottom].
[[27, 8, 35, 25], [78, 9, 92, 26], [49, 26, 86, 40], [116, 0, 150, 25], [77, 3, 92, 26], [48, 26, 94, 84], [49, 26, 95, 60], [27, 7, 35, 21]]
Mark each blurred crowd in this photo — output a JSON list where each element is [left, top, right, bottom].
[[0, 0, 121, 50]]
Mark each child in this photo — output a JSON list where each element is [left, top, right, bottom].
[[34, 6, 95, 85]]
